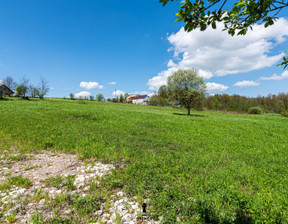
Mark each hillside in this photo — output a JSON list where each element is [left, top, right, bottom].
[[1, 98, 288, 223]]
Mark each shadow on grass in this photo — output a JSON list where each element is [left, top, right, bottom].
[[195, 203, 253, 224], [173, 113, 206, 117]]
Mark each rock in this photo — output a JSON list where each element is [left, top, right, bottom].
[[83, 186, 90, 191], [116, 191, 124, 197], [39, 199, 45, 205], [102, 213, 111, 220], [121, 213, 133, 224], [95, 210, 103, 216]]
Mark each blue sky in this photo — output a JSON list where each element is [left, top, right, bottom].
[[0, 0, 287, 98]]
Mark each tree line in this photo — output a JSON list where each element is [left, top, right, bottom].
[[68, 93, 130, 102], [206, 93, 288, 114], [1, 76, 49, 99], [151, 89, 288, 114], [149, 69, 288, 115]]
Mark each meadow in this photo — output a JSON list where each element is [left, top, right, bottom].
[[1, 98, 288, 223]]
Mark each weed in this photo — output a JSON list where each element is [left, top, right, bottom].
[[0, 175, 32, 190], [5, 212, 17, 223], [45, 175, 64, 189], [115, 212, 121, 224], [63, 175, 76, 191], [104, 200, 110, 211], [31, 213, 44, 223], [24, 164, 41, 171], [9, 154, 26, 162]]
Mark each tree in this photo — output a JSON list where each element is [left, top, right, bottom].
[[111, 97, 118, 103], [160, 0, 288, 68], [96, 93, 105, 101], [89, 95, 94, 101], [149, 85, 170, 106], [16, 85, 26, 97], [3, 76, 17, 90], [18, 77, 29, 97], [124, 93, 129, 99], [29, 85, 39, 98], [69, 93, 74, 100], [37, 78, 49, 99], [119, 94, 124, 103], [167, 69, 206, 115]]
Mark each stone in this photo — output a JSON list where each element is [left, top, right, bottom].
[[39, 199, 46, 205], [121, 213, 133, 224]]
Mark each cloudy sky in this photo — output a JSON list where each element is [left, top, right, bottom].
[[0, 0, 287, 98]]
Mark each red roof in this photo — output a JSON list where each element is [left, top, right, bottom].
[[131, 95, 148, 100]]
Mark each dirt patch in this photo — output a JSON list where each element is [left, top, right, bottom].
[[0, 151, 160, 224]]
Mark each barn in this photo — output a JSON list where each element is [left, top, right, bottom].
[[0, 84, 14, 96]]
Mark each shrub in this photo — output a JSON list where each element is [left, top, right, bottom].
[[248, 107, 262, 114], [281, 111, 288, 117]]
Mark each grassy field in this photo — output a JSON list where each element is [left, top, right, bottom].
[[1, 98, 288, 223]]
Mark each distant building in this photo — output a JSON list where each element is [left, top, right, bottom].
[[0, 84, 14, 96], [131, 95, 149, 105], [125, 94, 138, 103]]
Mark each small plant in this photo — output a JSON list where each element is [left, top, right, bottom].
[[9, 154, 26, 162], [248, 106, 262, 114], [5, 211, 17, 223], [31, 213, 44, 223], [105, 200, 110, 211], [32, 189, 45, 203], [24, 164, 41, 171], [64, 175, 76, 191], [281, 111, 288, 117], [73, 194, 102, 217], [42, 139, 54, 149], [45, 175, 64, 189], [115, 212, 122, 224], [7, 175, 32, 189]]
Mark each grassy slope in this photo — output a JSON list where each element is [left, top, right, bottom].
[[1, 98, 288, 223]]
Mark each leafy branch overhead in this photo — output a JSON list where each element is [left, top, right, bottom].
[[160, 0, 288, 68]]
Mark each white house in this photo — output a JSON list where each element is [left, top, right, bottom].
[[131, 95, 149, 105]]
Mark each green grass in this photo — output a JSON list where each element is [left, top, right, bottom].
[[1, 98, 288, 223], [0, 175, 32, 191], [44, 175, 76, 190]]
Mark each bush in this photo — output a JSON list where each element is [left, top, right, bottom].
[[281, 111, 288, 117], [248, 107, 262, 114]]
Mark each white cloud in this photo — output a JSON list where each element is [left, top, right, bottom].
[[108, 81, 116, 85], [206, 82, 229, 92], [80, 81, 104, 90], [113, 90, 125, 96], [148, 18, 288, 90], [148, 67, 178, 90], [133, 91, 155, 97], [198, 70, 213, 79], [75, 91, 91, 98], [260, 71, 288, 80], [0, 80, 4, 84], [234, 80, 260, 88]]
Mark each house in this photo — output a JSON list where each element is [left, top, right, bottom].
[[131, 95, 149, 105], [0, 84, 14, 96], [125, 94, 138, 103]]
